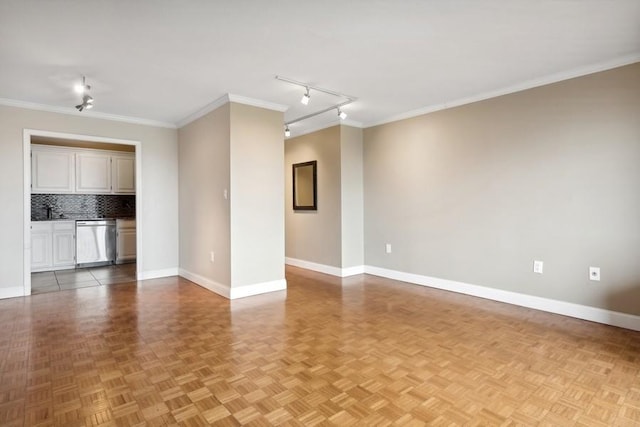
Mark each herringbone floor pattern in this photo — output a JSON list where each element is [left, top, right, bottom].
[[0, 266, 639, 426]]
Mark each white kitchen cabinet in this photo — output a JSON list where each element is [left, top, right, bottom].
[[52, 222, 76, 267], [31, 223, 53, 271], [75, 152, 112, 193], [31, 221, 76, 272], [112, 154, 136, 194], [32, 145, 135, 195], [31, 146, 75, 193], [116, 219, 136, 263]]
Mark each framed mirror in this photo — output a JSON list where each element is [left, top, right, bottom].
[[293, 160, 317, 210]]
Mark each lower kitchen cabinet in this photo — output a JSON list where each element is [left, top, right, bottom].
[[116, 219, 136, 263], [31, 223, 53, 271], [31, 221, 76, 272], [52, 222, 76, 267]]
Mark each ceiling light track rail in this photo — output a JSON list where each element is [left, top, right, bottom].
[[275, 75, 357, 101], [285, 99, 354, 126]]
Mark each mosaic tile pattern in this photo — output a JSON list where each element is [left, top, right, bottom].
[[31, 194, 135, 220]]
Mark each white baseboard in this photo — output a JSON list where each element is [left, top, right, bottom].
[[285, 257, 364, 278], [229, 279, 287, 300], [179, 268, 230, 298], [342, 265, 366, 277], [0, 286, 26, 299], [179, 269, 286, 300], [364, 265, 640, 332], [138, 267, 179, 281]]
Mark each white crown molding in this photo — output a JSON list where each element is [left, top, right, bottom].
[[341, 118, 364, 128], [364, 265, 640, 332], [177, 93, 289, 128], [7, 54, 636, 135], [175, 94, 230, 128], [285, 118, 364, 140], [0, 97, 177, 129], [366, 53, 640, 128], [227, 94, 289, 112]]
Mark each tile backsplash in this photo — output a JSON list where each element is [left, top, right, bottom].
[[32, 194, 136, 221]]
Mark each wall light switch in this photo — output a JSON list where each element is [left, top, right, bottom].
[[385, 244, 392, 254], [589, 267, 600, 281], [210, 251, 215, 263], [533, 260, 543, 274], [223, 189, 228, 200]]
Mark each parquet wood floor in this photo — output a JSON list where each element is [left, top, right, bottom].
[[1, 266, 639, 426]]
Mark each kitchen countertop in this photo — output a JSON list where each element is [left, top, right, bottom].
[[32, 217, 135, 222]]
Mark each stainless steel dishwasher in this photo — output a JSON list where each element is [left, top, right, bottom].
[[76, 220, 116, 266]]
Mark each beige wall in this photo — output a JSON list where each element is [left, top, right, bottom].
[[178, 104, 231, 286], [340, 126, 364, 268], [179, 102, 285, 293], [229, 103, 285, 288], [0, 105, 179, 295], [285, 126, 342, 267], [284, 125, 364, 270], [364, 63, 640, 315]]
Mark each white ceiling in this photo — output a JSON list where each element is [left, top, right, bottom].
[[1, 0, 639, 136]]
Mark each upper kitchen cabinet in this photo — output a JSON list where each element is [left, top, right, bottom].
[[112, 154, 136, 194], [76, 152, 112, 193], [31, 145, 135, 195], [31, 146, 75, 193]]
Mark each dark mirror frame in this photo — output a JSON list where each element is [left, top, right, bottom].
[[292, 160, 317, 211]]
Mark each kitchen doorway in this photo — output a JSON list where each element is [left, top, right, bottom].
[[23, 130, 142, 296]]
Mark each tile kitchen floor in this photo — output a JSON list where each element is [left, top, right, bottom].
[[31, 263, 137, 294]]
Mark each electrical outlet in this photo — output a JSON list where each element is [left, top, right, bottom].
[[210, 251, 215, 263], [589, 267, 600, 281], [223, 189, 228, 199], [385, 244, 392, 254], [533, 260, 543, 274]]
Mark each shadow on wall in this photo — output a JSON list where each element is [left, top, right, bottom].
[[606, 282, 640, 318]]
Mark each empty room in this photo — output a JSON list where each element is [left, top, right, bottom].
[[1, 1, 639, 425]]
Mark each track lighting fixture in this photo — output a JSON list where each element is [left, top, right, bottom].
[[276, 75, 358, 131], [74, 76, 94, 112], [301, 87, 311, 105]]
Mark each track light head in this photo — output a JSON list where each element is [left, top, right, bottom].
[[284, 125, 291, 137], [301, 88, 310, 105], [76, 95, 94, 111], [74, 77, 94, 112], [338, 109, 347, 120]]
